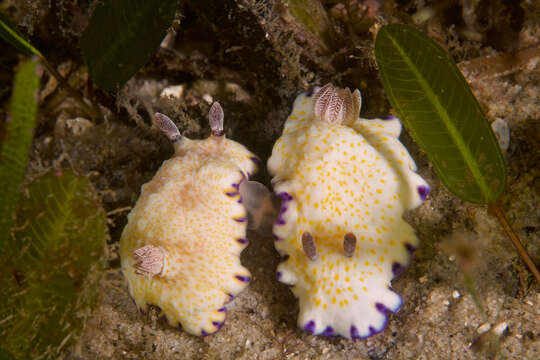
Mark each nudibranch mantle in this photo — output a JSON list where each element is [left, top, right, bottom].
[[267, 84, 429, 339], [120, 103, 257, 336]]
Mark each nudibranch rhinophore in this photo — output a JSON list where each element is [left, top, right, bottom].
[[267, 84, 429, 339], [120, 102, 259, 336]]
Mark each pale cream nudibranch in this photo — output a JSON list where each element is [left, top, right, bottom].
[[120, 102, 259, 336], [267, 84, 430, 339]]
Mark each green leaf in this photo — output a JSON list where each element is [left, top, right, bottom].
[[0, 13, 41, 56], [0, 59, 41, 247], [0, 170, 106, 359], [80, 0, 177, 91], [374, 24, 506, 203], [0, 346, 16, 360], [284, 0, 332, 37]]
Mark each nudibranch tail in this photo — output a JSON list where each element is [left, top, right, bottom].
[[238, 180, 274, 229], [349, 116, 430, 209], [268, 83, 429, 339], [121, 104, 259, 337]]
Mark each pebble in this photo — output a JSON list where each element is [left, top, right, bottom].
[[260, 306, 270, 319], [477, 323, 491, 334], [493, 321, 508, 336], [261, 348, 281, 359], [203, 94, 213, 104], [63, 117, 94, 136], [160, 85, 185, 100]]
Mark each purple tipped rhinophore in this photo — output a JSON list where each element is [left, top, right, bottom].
[[234, 217, 248, 223], [209, 102, 224, 137], [303, 320, 316, 334], [392, 261, 405, 276], [405, 242, 416, 254], [235, 275, 251, 283], [322, 326, 334, 336], [417, 185, 430, 201], [154, 112, 182, 143], [236, 238, 248, 244], [350, 325, 360, 339]]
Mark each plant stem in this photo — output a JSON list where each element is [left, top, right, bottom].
[[38, 55, 101, 120], [490, 202, 540, 284], [462, 272, 487, 320]]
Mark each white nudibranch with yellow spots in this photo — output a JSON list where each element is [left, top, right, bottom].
[[120, 102, 259, 336], [268, 84, 430, 339]]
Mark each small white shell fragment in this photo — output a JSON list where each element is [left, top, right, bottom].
[[55, 115, 94, 137], [491, 118, 510, 153], [203, 94, 214, 104], [120, 103, 259, 336], [452, 290, 461, 299], [477, 323, 492, 334], [493, 321, 508, 336], [160, 31, 176, 50], [160, 85, 185, 100], [267, 84, 429, 339], [66, 117, 94, 136]]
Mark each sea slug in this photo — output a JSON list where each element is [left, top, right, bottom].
[[120, 102, 258, 336], [267, 84, 429, 339]]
